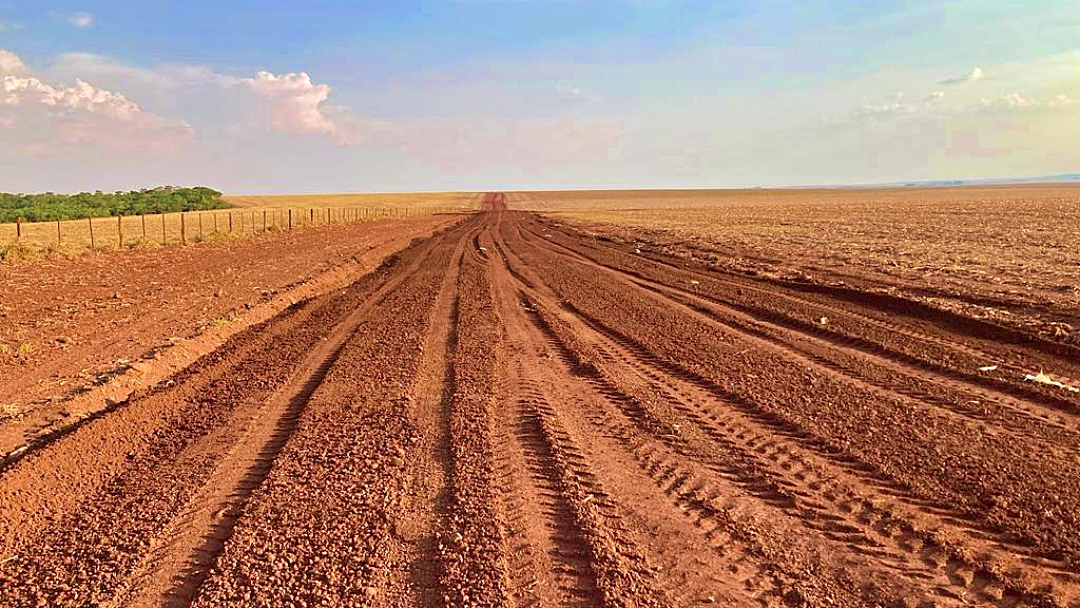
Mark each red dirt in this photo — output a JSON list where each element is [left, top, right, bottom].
[[1, 193, 1078, 608], [0, 215, 456, 457]]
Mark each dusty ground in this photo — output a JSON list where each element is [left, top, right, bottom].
[[1, 192, 1079, 608], [512, 187, 1080, 347], [0, 214, 458, 456]]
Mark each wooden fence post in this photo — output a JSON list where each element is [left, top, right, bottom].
[[161, 214, 167, 245], [88, 217, 95, 249], [181, 213, 187, 244], [15, 217, 21, 240], [310, 208, 314, 225], [56, 219, 61, 246], [118, 214, 123, 248], [263, 210, 267, 232], [229, 211, 233, 233], [288, 209, 293, 230]]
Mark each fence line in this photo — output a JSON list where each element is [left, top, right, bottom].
[[0, 205, 463, 255]]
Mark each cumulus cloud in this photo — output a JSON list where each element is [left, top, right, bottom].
[[242, 70, 360, 146], [67, 12, 94, 28], [940, 67, 984, 85], [0, 48, 193, 157], [0, 49, 27, 75]]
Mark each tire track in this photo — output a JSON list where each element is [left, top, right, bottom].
[[502, 258, 1075, 606], [189, 218, 470, 608], [502, 210, 1080, 589], [112, 228, 462, 608], [533, 292, 1078, 608], [486, 234, 603, 608], [508, 264, 996, 607], [521, 220, 1080, 421], [632, 275, 1080, 443], [488, 226, 677, 608]]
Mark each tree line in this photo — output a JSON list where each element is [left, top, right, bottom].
[[0, 187, 230, 223]]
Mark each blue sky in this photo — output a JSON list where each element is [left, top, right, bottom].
[[1, 1, 1079, 192]]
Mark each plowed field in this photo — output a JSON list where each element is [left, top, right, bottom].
[[3, 194, 1079, 608]]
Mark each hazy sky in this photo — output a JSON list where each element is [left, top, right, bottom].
[[1, 1, 1079, 192]]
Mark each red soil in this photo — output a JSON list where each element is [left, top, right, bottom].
[[1, 194, 1078, 608]]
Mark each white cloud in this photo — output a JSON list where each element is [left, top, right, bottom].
[[242, 70, 360, 146], [0, 48, 193, 157], [977, 92, 1074, 112], [940, 66, 984, 85], [1, 75, 141, 118], [68, 12, 94, 28], [0, 48, 27, 75], [1047, 94, 1074, 108], [851, 92, 920, 119]]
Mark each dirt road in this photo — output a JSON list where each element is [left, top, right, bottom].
[[2, 194, 1079, 607]]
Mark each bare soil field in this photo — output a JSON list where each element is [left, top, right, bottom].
[[0, 214, 458, 456], [512, 186, 1080, 347], [2, 192, 1079, 608]]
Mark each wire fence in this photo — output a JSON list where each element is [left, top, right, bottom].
[[0, 205, 462, 256]]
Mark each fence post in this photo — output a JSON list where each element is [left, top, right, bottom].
[[181, 213, 187, 244], [229, 211, 233, 233], [118, 214, 123, 249], [15, 217, 21, 240], [263, 210, 267, 232], [310, 208, 314, 225], [288, 209, 293, 230], [252, 211, 256, 234], [88, 217, 95, 249], [141, 214, 147, 241], [56, 219, 61, 246], [161, 214, 167, 245]]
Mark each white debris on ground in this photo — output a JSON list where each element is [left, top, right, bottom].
[[978, 365, 998, 372], [1024, 371, 1080, 393]]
